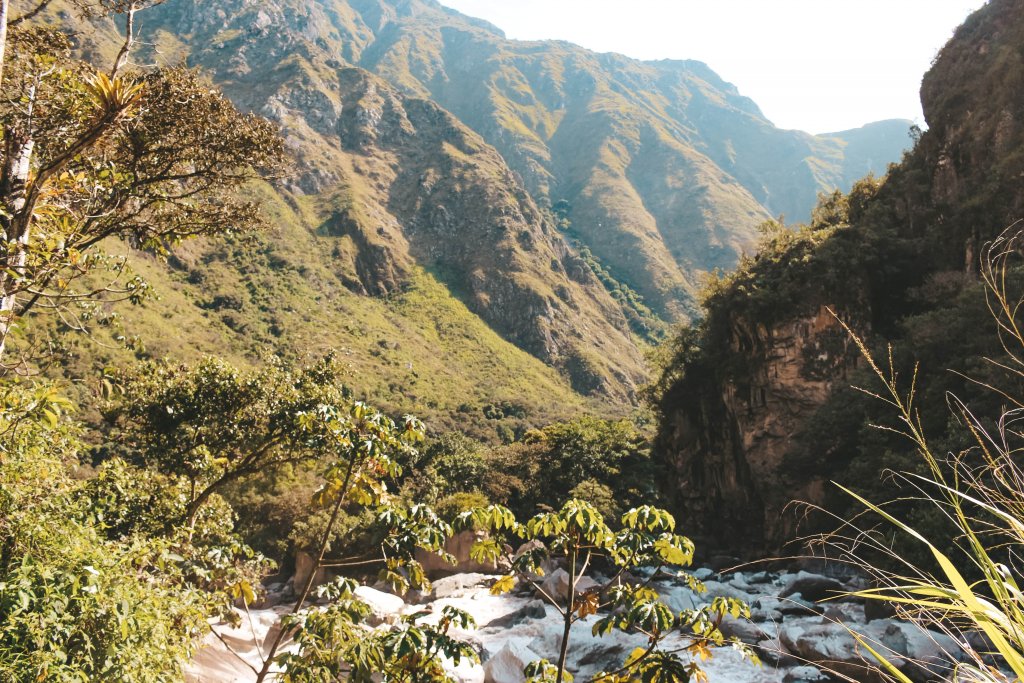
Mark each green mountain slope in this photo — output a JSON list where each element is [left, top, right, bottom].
[[334, 0, 911, 313], [24, 0, 911, 426], [48, 181, 602, 442], [140, 0, 911, 320]]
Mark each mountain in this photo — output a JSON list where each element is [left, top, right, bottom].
[[334, 1, 912, 315], [652, 0, 1024, 559], [135, 0, 910, 318], [31, 0, 910, 430]]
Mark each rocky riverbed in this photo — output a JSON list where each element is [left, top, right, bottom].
[[185, 568, 966, 682]]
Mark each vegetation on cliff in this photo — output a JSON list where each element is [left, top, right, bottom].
[[823, 232, 1024, 682], [652, 0, 1024, 561]]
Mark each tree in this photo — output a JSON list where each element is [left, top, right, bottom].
[[252, 401, 446, 682], [0, 382, 208, 681], [277, 582, 479, 682], [457, 500, 758, 682], [108, 356, 353, 527], [0, 2, 284, 367], [480, 417, 659, 521]]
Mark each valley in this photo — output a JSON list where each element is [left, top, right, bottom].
[[3, 0, 1019, 681]]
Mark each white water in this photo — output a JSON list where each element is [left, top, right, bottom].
[[186, 569, 956, 682]]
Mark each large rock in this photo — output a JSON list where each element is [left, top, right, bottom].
[[293, 551, 328, 592], [700, 579, 755, 604], [780, 571, 846, 602], [718, 615, 768, 645], [431, 572, 496, 600], [534, 568, 600, 604], [484, 600, 548, 628], [783, 666, 830, 682], [750, 604, 784, 623], [779, 623, 882, 682], [417, 530, 505, 578], [483, 642, 538, 683], [657, 583, 700, 613], [757, 636, 801, 667], [354, 585, 406, 626], [865, 620, 961, 682], [185, 607, 291, 682]]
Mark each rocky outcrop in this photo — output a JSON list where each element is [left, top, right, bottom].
[[913, 0, 1024, 263], [660, 306, 864, 557]]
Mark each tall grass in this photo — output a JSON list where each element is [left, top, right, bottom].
[[825, 228, 1024, 682]]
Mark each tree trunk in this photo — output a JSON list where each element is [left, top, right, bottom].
[[0, 0, 9, 89], [254, 459, 358, 683], [0, 131, 35, 364], [556, 544, 577, 681]]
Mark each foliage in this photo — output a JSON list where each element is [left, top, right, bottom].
[[433, 491, 491, 521], [83, 455, 274, 615], [0, 11, 284, 367], [571, 239, 668, 344], [399, 431, 491, 504], [106, 354, 352, 526], [479, 416, 660, 521], [251, 400, 454, 682], [0, 383, 207, 682], [279, 579, 478, 683], [457, 499, 758, 681], [0, 372, 477, 683], [823, 231, 1024, 681]]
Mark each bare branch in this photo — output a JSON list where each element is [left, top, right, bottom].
[[110, 3, 136, 77], [9, 0, 55, 27]]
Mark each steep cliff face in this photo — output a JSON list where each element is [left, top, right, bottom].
[[660, 304, 866, 556], [655, 0, 1024, 558], [915, 0, 1024, 258]]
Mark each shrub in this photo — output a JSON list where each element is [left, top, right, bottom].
[[434, 491, 491, 521], [458, 500, 758, 682], [0, 385, 207, 682]]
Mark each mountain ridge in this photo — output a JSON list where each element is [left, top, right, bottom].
[[28, 0, 911, 426], [138, 0, 911, 318]]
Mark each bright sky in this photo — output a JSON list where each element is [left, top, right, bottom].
[[438, 0, 982, 134]]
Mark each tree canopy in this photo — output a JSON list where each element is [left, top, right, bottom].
[[0, 2, 284, 368]]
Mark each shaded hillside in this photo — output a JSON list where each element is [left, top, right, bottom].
[[653, 0, 1024, 559]]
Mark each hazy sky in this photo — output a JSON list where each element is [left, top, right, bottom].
[[438, 0, 982, 134]]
